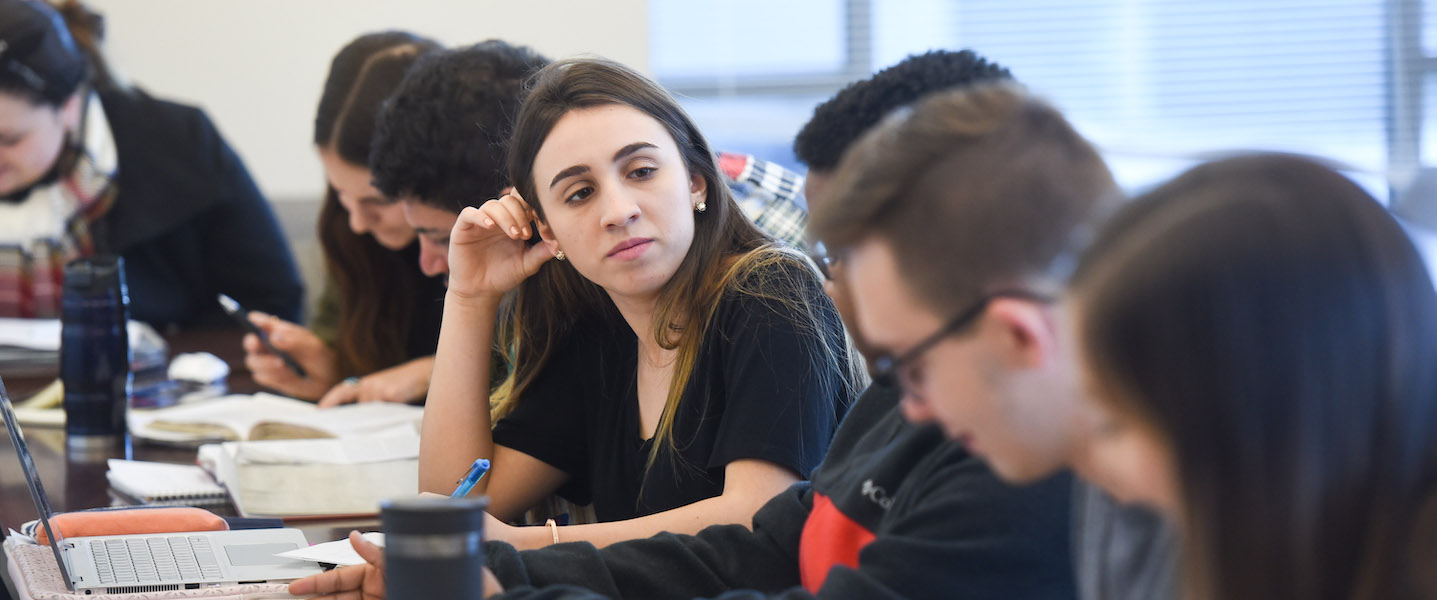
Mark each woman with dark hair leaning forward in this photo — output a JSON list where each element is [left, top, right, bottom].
[[0, 0, 302, 327], [241, 31, 448, 407], [1067, 154, 1437, 600]]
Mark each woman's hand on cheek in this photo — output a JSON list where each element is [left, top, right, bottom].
[[446, 193, 557, 302]]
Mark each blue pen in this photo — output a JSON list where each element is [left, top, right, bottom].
[[450, 458, 491, 498]]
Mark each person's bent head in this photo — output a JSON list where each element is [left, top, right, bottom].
[[1068, 154, 1437, 600], [794, 49, 1012, 208], [0, 0, 102, 196], [314, 31, 438, 251], [371, 40, 548, 277], [810, 83, 1118, 483], [312, 31, 439, 375]]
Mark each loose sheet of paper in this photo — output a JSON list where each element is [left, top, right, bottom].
[[274, 532, 385, 566], [0, 318, 60, 351], [0, 319, 161, 351]]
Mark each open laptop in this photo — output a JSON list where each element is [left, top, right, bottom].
[[0, 375, 321, 594]]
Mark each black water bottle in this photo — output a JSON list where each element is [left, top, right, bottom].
[[382, 497, 489, 599], [60, 255, 131, 447]]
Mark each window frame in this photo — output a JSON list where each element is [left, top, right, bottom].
[[658, 0, 1431, 201]]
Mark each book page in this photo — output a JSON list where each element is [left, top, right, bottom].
[[233, 459, 418, 517], [201, 434, 420, 517], [233, 434, 420, 465], [134, 393, 317, 442], [249, 402, 423, 441]]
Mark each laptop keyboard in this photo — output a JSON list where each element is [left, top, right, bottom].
[[89, 535, 224, 584]]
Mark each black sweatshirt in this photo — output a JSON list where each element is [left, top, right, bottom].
[[98, 88, 304, 328], [486, 385, 1077, 599]]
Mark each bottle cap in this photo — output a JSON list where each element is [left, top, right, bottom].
[[62, 255, 125, 298], [381, 497, 488, 535]]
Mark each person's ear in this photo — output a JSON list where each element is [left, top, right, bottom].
[[535, 219, 561, 257], [59, 92, 83, 132], [984, 299, 1058, 369], [690, 173, 707, 206]]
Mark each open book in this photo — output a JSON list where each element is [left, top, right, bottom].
[[130, 393, 424, 443], [197, 433, 419, 518]]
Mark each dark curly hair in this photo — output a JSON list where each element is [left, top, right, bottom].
[[793, 49, 1013, 172], [370, 40, 549, 212]]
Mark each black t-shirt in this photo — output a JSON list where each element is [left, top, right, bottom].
[[492, 263, 853, 522]]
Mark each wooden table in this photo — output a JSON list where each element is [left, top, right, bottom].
[[5, 328, 257, 400], [0, 328, 379, 545]]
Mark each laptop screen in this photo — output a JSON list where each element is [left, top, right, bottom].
[[0, 375, 76, 589]]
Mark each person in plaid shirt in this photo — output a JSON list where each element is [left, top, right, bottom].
[[718, 151, 809, 250]]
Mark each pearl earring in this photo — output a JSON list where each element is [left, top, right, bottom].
[[695, 201, 707, 213]]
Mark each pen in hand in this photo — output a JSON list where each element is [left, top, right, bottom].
[[452, 458, 491, 498]]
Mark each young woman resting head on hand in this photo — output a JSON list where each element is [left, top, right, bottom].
[[420, 57, 862, 550]]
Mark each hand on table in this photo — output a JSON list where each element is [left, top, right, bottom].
[[317, 357, 434, 408], [286, 530, 505, 599], [242, 312, 340, 400], [288, 530, 386, 600]]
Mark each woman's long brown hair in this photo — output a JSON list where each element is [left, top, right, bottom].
[[497, 58, 862, 474], [1073, 154, 1437, 600], [313, 32, 439, 375]]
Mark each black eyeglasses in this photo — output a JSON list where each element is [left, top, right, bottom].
[[871, 290, 1054, 395]]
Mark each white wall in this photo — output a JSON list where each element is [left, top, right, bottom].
[[83, 0, 648, 314], [88, 0, 650, 203]]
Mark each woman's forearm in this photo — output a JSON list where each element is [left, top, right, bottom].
[[419, 290, 502, 492], [518, 487, 775, 550], [501, 460, 799, 550]]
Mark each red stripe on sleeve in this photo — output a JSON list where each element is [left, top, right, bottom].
[[798, 493, 877, 592]]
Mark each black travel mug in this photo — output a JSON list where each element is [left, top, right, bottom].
[[60, 255, 131, 447], [382, 497, 489, 599]]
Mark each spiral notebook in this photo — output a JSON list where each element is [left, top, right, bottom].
[[106, 459, 230, 506]]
